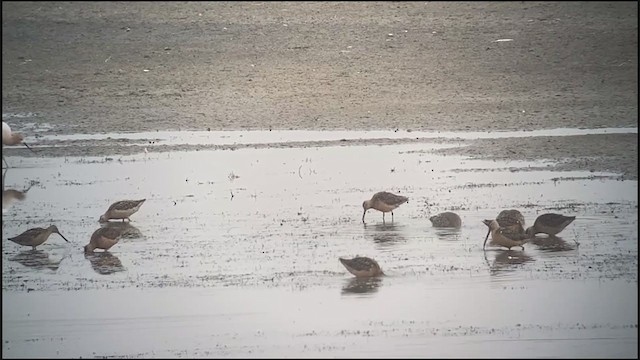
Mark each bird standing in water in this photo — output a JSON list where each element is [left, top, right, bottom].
[[84, 226, 126, 253], [526, 213, 576, 238], [339, 256, 384, 277], [8, 225, 70, 250], [362, 191, 408, 223], [482, 219, 528, 250], [99, 199, 146, 222]]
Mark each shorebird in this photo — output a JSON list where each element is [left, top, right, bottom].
[[339, 256, 384, 278], [99, 199, 146, 222], [2, 121, 36, 168], [429, 212, 462, 228], [482, 219, 528, 250], [526, 213, 576, 238], [84, 226, 126, 253], [8, 225, 70, 250], [362, 191, 408, 223], [483, 209, 526, 246]]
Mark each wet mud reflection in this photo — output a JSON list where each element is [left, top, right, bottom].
[[84, 251, 125, 275], [485, 250, 535, 276], [9, 249, 69, 272], [531, 235, 578, 252], [341, 277, 383, 295], [364, 223, 407, 248]]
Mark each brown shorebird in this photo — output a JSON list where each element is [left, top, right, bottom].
[[429, 212, 462, 228], [99, 199, 146, 222], [2, 121, 36, 168], [84, 226, 127, 253], [8, 225, 70, 250], [482, 219, 528, 250], [526, 213, 576, 238], [362, 191, 408, 223], [483, 209, 526, 246], [339, 256, 384, 278]]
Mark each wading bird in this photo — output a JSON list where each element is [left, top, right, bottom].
[[8, 225, 70, 250], [482, 219, 528, 250], [362, 191, 408, 223], [99, 199, 146, 222], [429, 212, 462, 228], [526, 213, 576, 238], [339, 256, 384, 278], [84, 226, 127, 253]]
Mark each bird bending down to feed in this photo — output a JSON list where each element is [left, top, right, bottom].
[[483, 209, 526, 246], [362, 191, 408, 223], [84, 226, 126, 253], [525, 213, 576, 238], [429, 212, 462, 228], [482, 219, 528, 250], [99, 199, 146, 222], [339, 256, 384, 278], [8, 225, 70, 250], [2, 121, 36, 168]]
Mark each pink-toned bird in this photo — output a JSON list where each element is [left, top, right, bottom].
[[2, 121, 36, 168]]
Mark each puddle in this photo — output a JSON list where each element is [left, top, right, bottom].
[[2, 137, 637, 357]]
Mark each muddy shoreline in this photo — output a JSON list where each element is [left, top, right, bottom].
[[2, 2, 637, 358], [3, 2, 638, 181]]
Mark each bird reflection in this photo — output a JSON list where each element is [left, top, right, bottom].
[[84, 251, 125, 275], [101, 222, 143, 240], [531, 235, 576, 252], [364, 223, 406, 247], [485, 249, 534, 276], [434, 228, 462, 242], [9, 249, 68, 271], [2, 169, 35, 212], [341, 277, 383, 295]]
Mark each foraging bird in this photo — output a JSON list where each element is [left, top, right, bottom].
[[482, 219, 528, 250], [526, 213, 576, 238], [99, 199, 146, 222], [339, 256, 384, 278], [429, 212, 462, 228], [483, 209, 526, 246], [8, 225, 70, 250], [362, 191, 408, 223], [2, 121, 36, 168], [84, 226, 126, 253]]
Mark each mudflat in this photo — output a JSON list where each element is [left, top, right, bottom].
[[1, 2, 638, 358]]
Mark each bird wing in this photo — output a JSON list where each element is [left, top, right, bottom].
[[538, 214, 575, 227], [9, 227, 45, 242], [109, 200, 144, 211], [91, 226, 125, 242], [373, 192, 408, 205]]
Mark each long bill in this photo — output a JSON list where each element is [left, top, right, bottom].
[[57, 232, 70, 243], [362, 210, 367, 223], [22, 142, 37, 153], [482, 228, 490, 250]]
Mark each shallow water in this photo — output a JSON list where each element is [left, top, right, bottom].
[[2, 131, 638, 358]]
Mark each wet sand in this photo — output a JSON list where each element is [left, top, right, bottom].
[[1, 1, 638, 358], [2, 138, 638, 358]]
